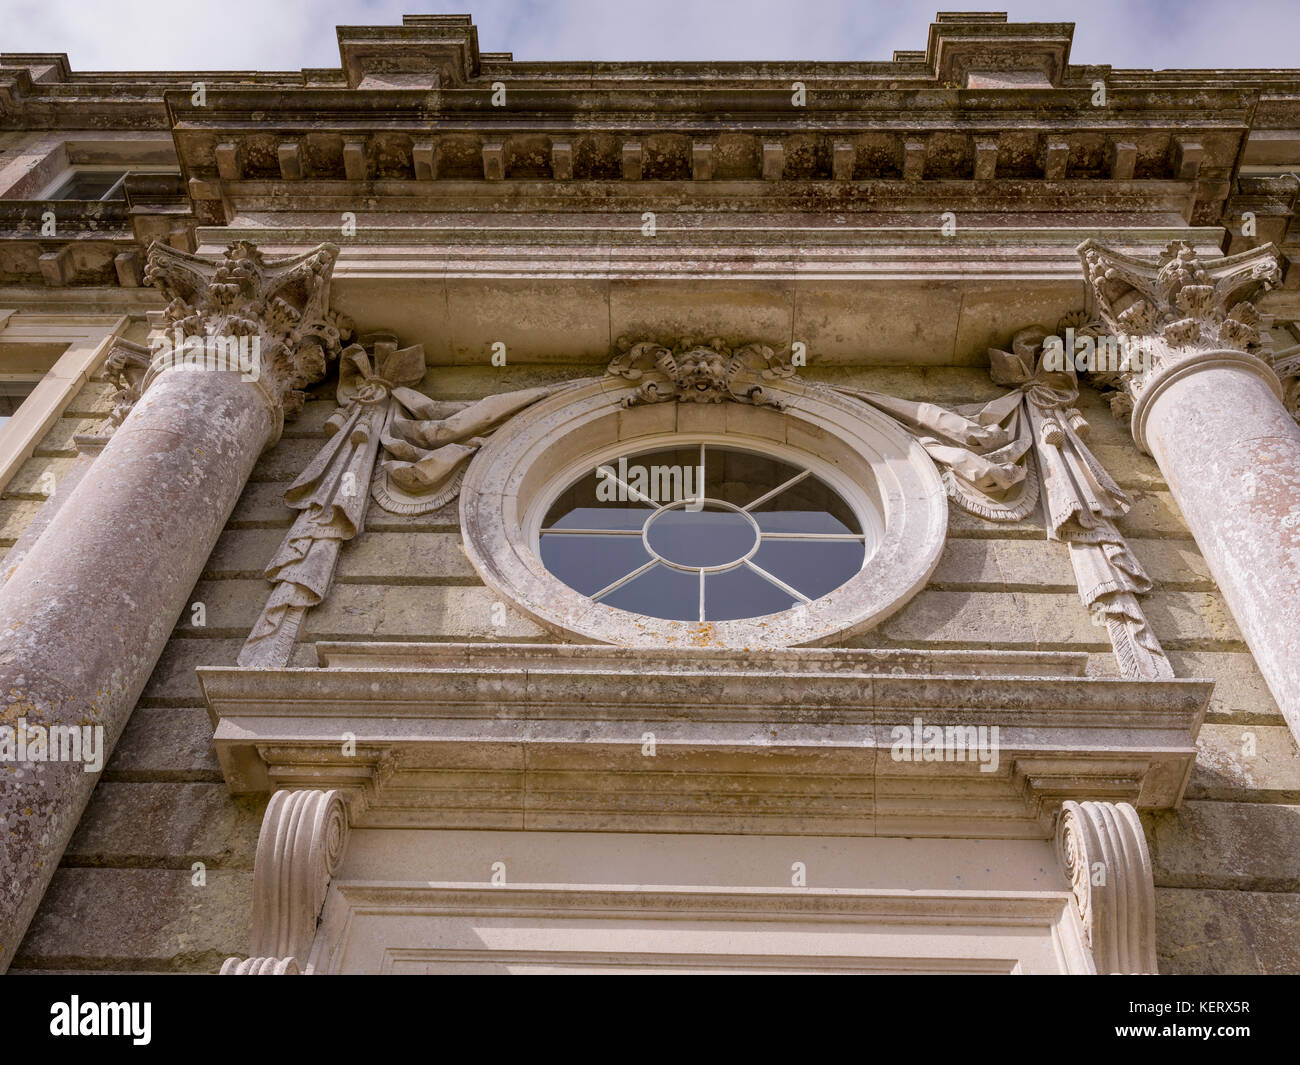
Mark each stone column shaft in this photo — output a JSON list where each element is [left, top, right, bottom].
[[0, 370, 270, 970], [1079, 239, 1300, 743], [0, 239, 343, 972], [1143, 363, 1300, 735]]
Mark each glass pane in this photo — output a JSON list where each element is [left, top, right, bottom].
[[539, 534, 650, 596], [48, 171, 127, 201], [542, 466, 655, 530], [751, 472, 861, 534], [598, 561, 699, 621], [705, 447, 802, 508], [606, 446, 704, 507], [752, 539, 865, 599], [705, 566, 796, 621], [645, 505, 757, 568], [538, 443, 871, 623]]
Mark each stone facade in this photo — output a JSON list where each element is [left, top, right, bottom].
[[1, 11, 1299, 974]]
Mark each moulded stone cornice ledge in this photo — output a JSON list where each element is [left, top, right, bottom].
[[199, 644, 1209, 839], [196, 224, 1226, 267]]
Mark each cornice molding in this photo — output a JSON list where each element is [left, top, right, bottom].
[[199, 643, 1208, 838]]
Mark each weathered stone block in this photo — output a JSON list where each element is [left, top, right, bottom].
[[249, 437, 324, 482], [65, 381, 118, 417], [1117, 490, 1194, 537], [1144, 801, 1300, 889], [2, 455, 73, 498], [175, 580, 268, 635], [0, 498, 41, 543], [14, 868, 252, 972], [1166, 651, 1283, 721], [106, 707, 222, 777], [140, 638, 244, 704], [305, 583, 543, 639], [227, 481, 296, 526], [64, 783, 264, 867], [337, 531, 475, 581], [1188, 724, 1300, 801], [32, 416, 105, 457], [1156, 887, 1300, 974], [201, 528, 286, 579], [930, 538, 1075, 587]]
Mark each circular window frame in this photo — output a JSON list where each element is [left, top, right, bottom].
[[459, 376, 947, 648]]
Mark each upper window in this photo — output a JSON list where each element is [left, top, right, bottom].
[[37, 167, 179, 202], [538, 443, 868, 623], [45, 169, 130, 201], [0, 381, 36, 434], [458, 375, 946, 648]]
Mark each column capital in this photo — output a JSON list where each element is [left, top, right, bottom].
[[143, 239, 352, 447], [1077, 239, 1283, 451]]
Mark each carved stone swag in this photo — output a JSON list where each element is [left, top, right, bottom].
[[238, 332, 1169, 679]]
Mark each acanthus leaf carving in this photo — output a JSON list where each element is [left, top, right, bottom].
[[99, 338, 152, 435], [1275, 343, 1300, 426], [142, 239, 353, 447], [1077, 239, 1282, 435]]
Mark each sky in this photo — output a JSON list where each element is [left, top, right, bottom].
[[0, 0, 1297, 71]]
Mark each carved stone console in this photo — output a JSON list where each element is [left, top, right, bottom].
[[220, 788, 351, 975], [1055, 800, 1158, 975]]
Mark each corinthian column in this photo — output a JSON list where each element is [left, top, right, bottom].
[[1078, 239, 1300, 742], [0, 240, 347, 971]]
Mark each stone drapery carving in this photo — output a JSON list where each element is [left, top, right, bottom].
[[1055, 800, 1157, 975], [1078, 239, 1281, 447], [370, 382, 564, 515], [239, 334, 425, 668], [221, 789, 349, 975], [834, 326, 1171, 680], [143, 239, 351, 446], [606, 336, 798, 408], [988, 326, 1171, 679], [254, 330, 1166, 679]]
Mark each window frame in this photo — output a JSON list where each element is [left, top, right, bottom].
[[459, 375, 948, 649]]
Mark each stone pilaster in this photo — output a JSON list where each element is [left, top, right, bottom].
[[1078, 239, 1300, 743], [0, 240, 346, 972]]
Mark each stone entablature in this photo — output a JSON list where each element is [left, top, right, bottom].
[[4, 10, 1300, 290]]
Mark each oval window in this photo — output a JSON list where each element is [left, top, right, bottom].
[[537, 443, 872, 623]]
